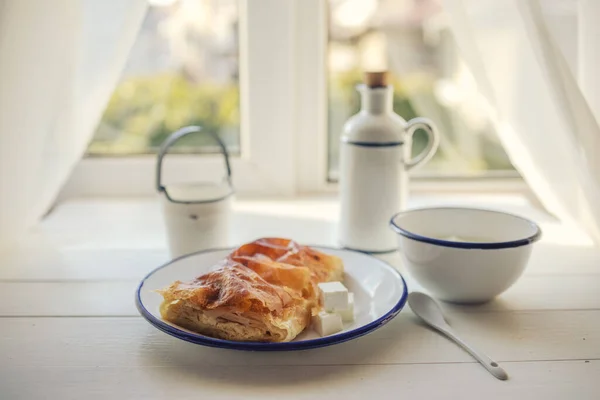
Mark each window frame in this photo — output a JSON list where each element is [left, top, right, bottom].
[[59, 0, 528, 201], [61, 0, 299, 199]]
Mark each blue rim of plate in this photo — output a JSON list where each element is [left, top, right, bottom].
[[390, 206, 542, 250], [135, 245, 408, 351]]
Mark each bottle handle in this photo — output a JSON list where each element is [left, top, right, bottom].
[[404, 117, 440, 170]]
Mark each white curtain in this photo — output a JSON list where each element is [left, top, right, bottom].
[[0, 0, 147, 251], [442, 0, 600, 244]]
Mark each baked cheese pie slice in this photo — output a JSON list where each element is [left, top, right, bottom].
[[158, 238, 344, 342]]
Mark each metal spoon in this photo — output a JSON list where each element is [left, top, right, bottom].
[[408, 291, 508, 380]]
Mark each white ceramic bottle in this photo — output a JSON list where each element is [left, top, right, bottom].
[[338, 72, 440, 253]]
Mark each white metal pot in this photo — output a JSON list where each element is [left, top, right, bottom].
[[156, 126, 234, 258]]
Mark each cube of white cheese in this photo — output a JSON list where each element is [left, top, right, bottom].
[[318, 281, 349, 311], [312, 311, 343, 336], [338, 293, 355, 322]]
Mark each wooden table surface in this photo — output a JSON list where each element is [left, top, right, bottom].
[[1, 195, 598, 399]]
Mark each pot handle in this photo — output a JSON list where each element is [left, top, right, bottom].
[[405, 117, 440, 170], [155, 125, 232, 193]]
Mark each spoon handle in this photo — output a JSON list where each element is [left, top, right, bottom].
[[439, 326, 508, 380]]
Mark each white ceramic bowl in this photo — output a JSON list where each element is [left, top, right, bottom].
[[390, 207, 542, 304]]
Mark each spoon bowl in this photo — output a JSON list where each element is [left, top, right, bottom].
[[408, 292, 448, 328]]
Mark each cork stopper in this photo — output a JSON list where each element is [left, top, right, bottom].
[[364, 71, 388, 88]]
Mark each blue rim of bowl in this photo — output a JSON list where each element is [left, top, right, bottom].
[[389, 207, 542, 250], [135, 246, 408, 351]]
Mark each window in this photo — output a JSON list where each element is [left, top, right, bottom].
[[63, 0, 299, 198], [327, 0, 515, 180], [62, 0, 524, 200]]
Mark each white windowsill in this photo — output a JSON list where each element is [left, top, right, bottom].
[[0, 193, 594, 283], [47, 192, 552, 249]]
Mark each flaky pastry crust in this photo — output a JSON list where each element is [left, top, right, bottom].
[[158, 238, 344, 342]]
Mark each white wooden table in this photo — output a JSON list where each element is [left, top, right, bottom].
[[1, 195, 599, 399]]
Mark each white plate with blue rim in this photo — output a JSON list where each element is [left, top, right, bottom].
[[136, 246, 408, 351]]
